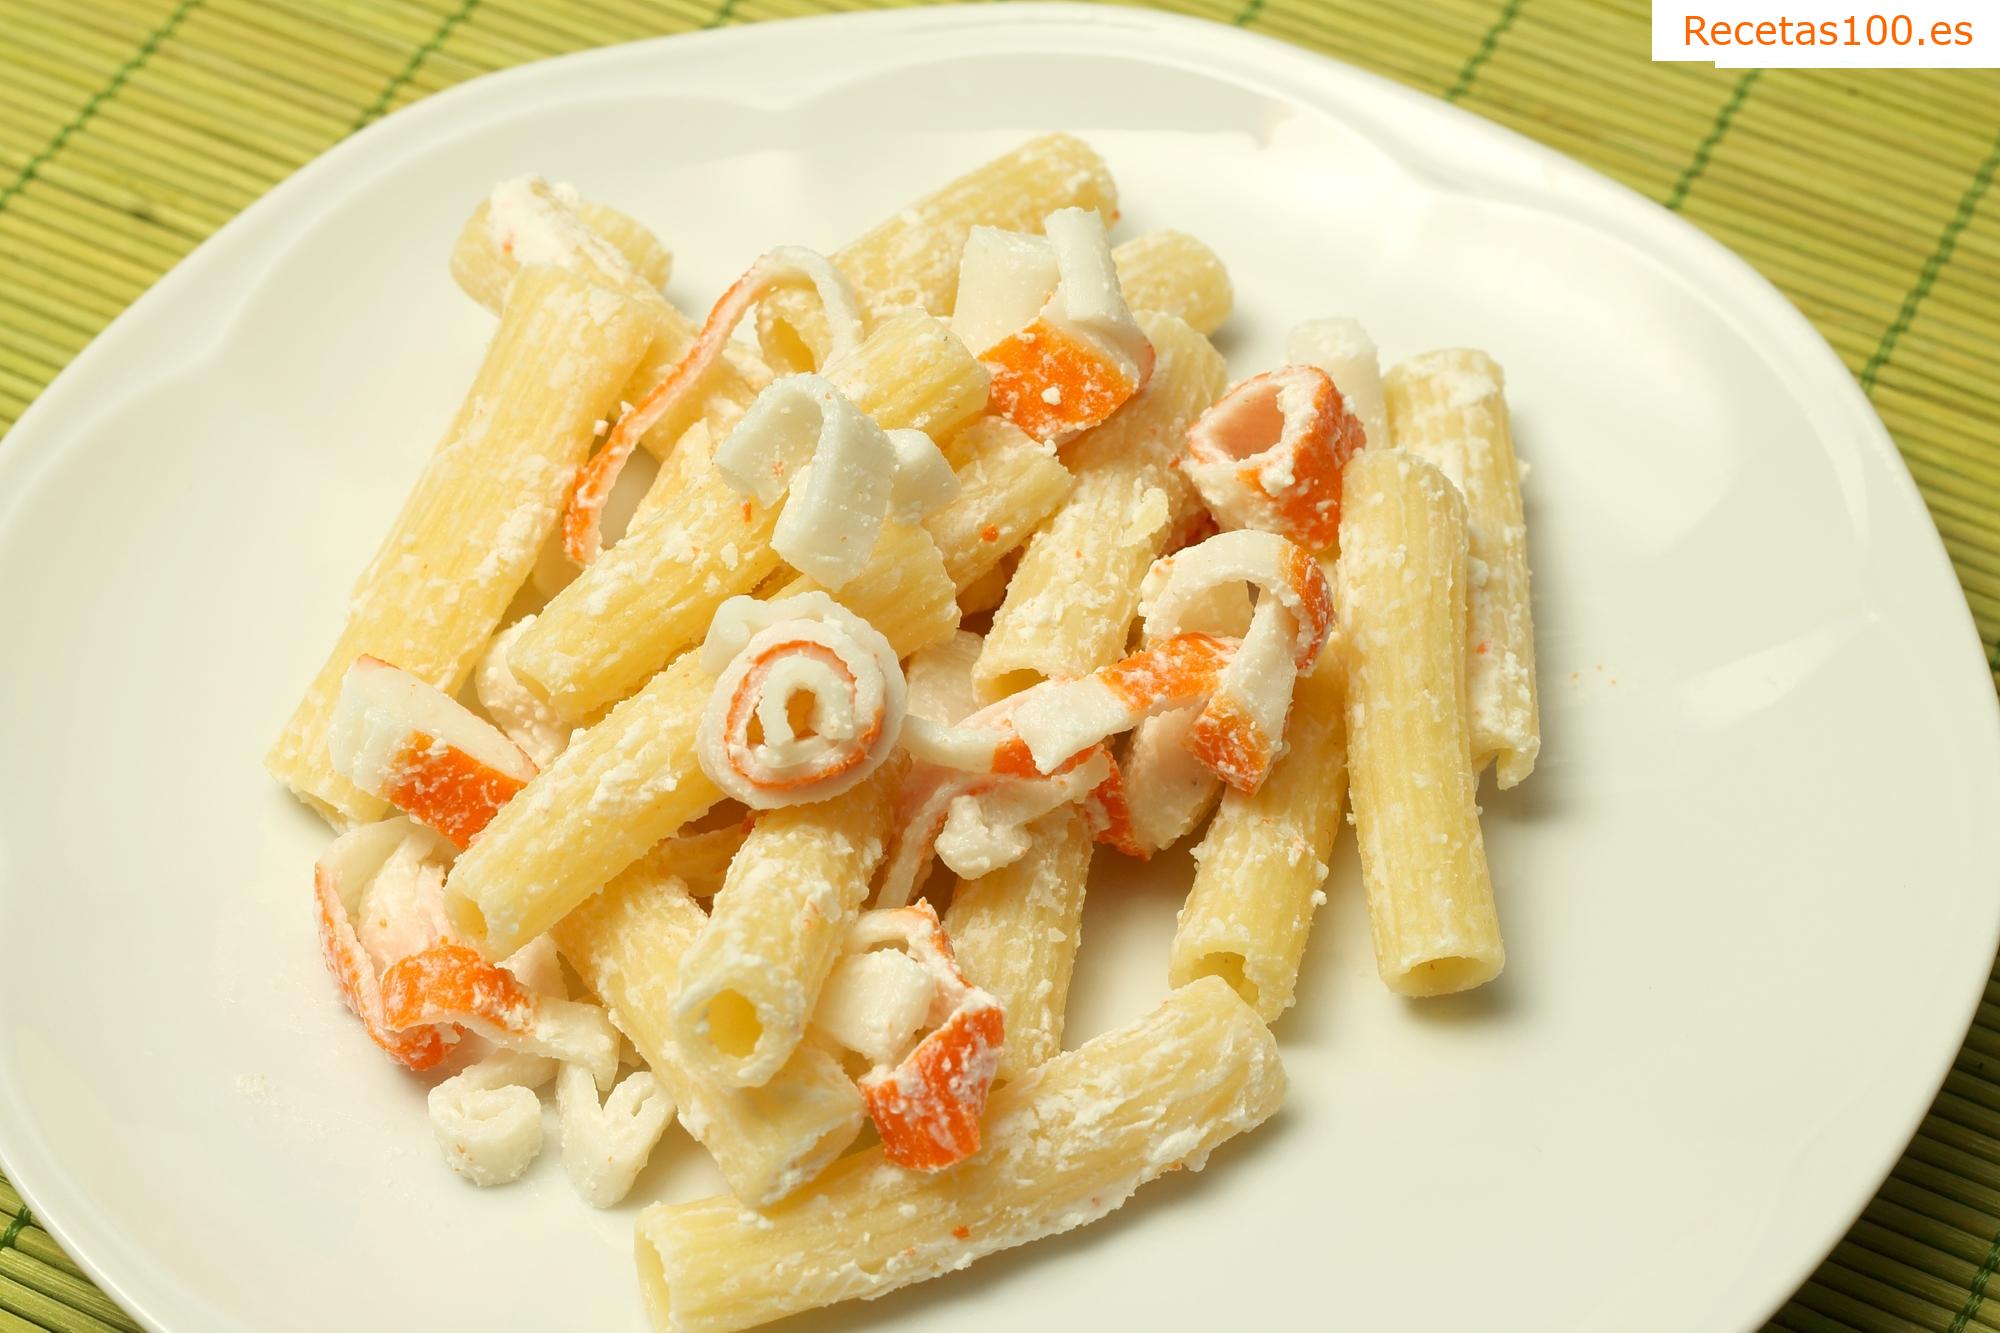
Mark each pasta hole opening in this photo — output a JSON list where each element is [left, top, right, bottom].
[[706, 989, 764, 1060], [444, 893, 489, 947], [1194, 951, 1259, 1011], [1398, 955, 1496, 997], [761, 315, 817, 375]]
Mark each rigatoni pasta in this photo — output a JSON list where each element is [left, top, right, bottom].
[[274, 134, 1543, 1332], [1386, 348, 1540, 787], [1338, 448, 1504, 995]]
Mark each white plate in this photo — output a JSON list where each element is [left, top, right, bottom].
[[2, 6, 1996, 1331]]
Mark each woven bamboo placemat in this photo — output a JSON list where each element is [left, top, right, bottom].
[[0, 1, 1996, 1329]]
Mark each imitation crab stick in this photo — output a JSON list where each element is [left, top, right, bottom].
[[564, 248, 866, 564], [958, 208, 1154, 443], [1182, 364, 1366, 553], [380, 942, 621, 1089], [328, 656, 538, 848], [313, 819, 459, 1071], [828, 903, 1005, 1172], [695, 593, 908, 809]]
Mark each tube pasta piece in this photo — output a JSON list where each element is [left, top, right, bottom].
[[969, 209, 1152, 443], [557, 1062, 675, 1208], [1111, 229, 1232, 335], [712, 376, 955, 588], [313, 819, 459, 1071], [380, 943, 622, 1089], [446, 525, 957, 961], [696, 593, 907, 809], [453, 177, 670, 310], [942, 805, 1093, 1081], [905, 630, 984, 725], [634, 975, 1284, 1333], [328, 655, 538, 848], [923, 417, 1072, 593], [837, 903, 1004, 1172], [513, 312, 982, 723], [1286, 317, 1386, 448], [552, 865, 866, 1207], [266, 265, 653, 824], [639, 822, 752, 900], [1338, 449, 1503, 996], [473, 618, 569, 768], [1171, 660, 1347, 1020], [670, 761, 900, 1088], [756, 133, 1117, 373], [978, 312, 1226, 692], [1183, 365, 1366, 553], [1385, 349, 1539, 788], [566, 248, 866, 565], [1136, 530, 1334, 792]]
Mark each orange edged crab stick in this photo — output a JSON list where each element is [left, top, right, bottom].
[[695, 592, 908, 809], [958, 208, 1154, 443], [328, 655, 538, 849], [1139, 530, 1333, 792], [380, 942, 621, 1089], [312, 818, 459, 1071], [1182, 364, 1366, 554], [818, 902, 1005, 1172], [564, 247, 866, 564]]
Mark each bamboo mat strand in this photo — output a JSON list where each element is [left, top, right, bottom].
[[1, 1, 1998, 1329]]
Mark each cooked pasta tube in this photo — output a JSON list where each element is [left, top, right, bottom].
[[756, 134, 1117, 373], [511, 312, 985, 722], [553, 864, 866, 1208], [640, 822, 752, 900], [444, 524, 957, 960], [940, 804, 1093, 1081], [671, 762, 903, 1088], [634, 975, 1285, 1333], [977, 312, 1226, 692], [923, 417, 1073, 592], [449, 178, 751, 462], [1112, 230, 1232, 335], [1338, 449, 1503, 996], [1170, 659, 1347, 1020], [1385, 349, 1539, 788], [449, 182, 671, 311], [267, 264, 653, 823]]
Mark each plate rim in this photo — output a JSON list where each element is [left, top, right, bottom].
[[1, 6, 1996, 1331]]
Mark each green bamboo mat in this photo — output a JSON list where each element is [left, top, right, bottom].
[[0, 0, 1995, 1329]]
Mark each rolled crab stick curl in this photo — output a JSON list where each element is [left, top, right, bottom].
[[1181, 363, 1367, 553], [958, 207, 1155, 443], [1135, 530, 1334, 792], [710, 375, 958, 589], [695, 592, 909, 809], [563, 247, 867, 564], [812, 901, 1004, 1171], [327, 655, 538, 850]]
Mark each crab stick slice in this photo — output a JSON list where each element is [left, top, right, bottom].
[[328, 656, 537, 849], [1140, 530, 1334, 792], [555, 1062, 674, 1208], [1008, 632, 1236, 774], [1183, 365, 1367, 553], [564, 247, 865, 564], [711, 375, 956, 589], [428, 1049, 553, 1187], [969, 208, 1153, 443], [312, 818, 459, 1071], [1286, 317, 1387, 448], [696, 592, 908, 809], [380, 943, 621, 1089], [838, 903, 1005, 1172]]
